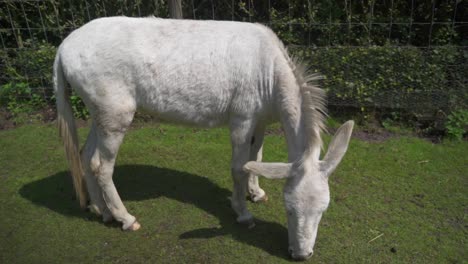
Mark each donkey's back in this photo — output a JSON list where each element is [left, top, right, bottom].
[[58, 17, 285, 127]]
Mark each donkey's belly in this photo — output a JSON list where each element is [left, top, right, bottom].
[[138, 105, 230, 128], [136, 86, 232, 127]]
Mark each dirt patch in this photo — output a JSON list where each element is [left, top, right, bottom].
[[0, 109, 15, 130], [245, 120, 400, 142], [0, 106, 89, 131], [265, 124, 399, 143], [41, 106, 56, 123], [351, 129, 398, 143], [0, 106, 56, 130]]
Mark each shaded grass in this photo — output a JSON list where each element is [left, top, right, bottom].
[[0, 123, 466, 263]]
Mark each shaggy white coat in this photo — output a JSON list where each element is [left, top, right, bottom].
[[54, 16, 354, 261]]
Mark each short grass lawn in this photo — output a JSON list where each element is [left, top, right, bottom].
[[0, 123, 466, 263]]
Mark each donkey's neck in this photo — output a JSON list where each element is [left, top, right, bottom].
[[274, 53, 325, 164], [281, 105, 321, 163], [276, 68, 322, 163], [277, 85, 318, 163], [282, 110, 305, 162]]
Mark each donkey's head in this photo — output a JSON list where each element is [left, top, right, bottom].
[[244, 120, 354, 261]]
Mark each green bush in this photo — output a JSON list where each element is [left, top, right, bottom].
[[69, 92, 90, 120], [289, 45, 467, 127], [0, 82, 47, 115], [445, 109, 468, 140], [1, 42, 88, 120], [1, 41, 56, 98], [312, 46, 463, 107]]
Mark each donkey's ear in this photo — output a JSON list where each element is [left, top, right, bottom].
[[243, 161, 293, 179], [320, 120, 354, 177]]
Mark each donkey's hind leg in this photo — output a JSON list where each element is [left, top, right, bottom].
[[247, 124, 268, 202], [90, 108, 140, 231], [81, 121, 113, 222]]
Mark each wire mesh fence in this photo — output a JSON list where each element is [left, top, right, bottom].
[[0, 0, 466, 120]]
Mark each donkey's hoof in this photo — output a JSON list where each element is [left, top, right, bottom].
[[250, 193, 268, 203], [124, 221, 141, 231]]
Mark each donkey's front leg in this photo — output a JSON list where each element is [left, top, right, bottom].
[[247, 124, 267, 202], [229, 117, 256, 227]]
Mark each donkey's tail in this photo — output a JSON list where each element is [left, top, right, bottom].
[[53, 52, 88, 209]]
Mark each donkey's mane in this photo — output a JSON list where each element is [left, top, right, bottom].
[[257, 21, 328, 152], [285, 51, 327, 153]]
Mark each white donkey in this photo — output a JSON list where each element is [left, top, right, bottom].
[[54, 17, 354, 261]]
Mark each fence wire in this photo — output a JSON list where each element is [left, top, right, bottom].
[[0, 0, 466, 118]]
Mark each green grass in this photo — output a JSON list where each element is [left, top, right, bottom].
[[0, 123, 466, 263]]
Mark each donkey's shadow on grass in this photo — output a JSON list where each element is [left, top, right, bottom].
[[20, 165, 289, 259]]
